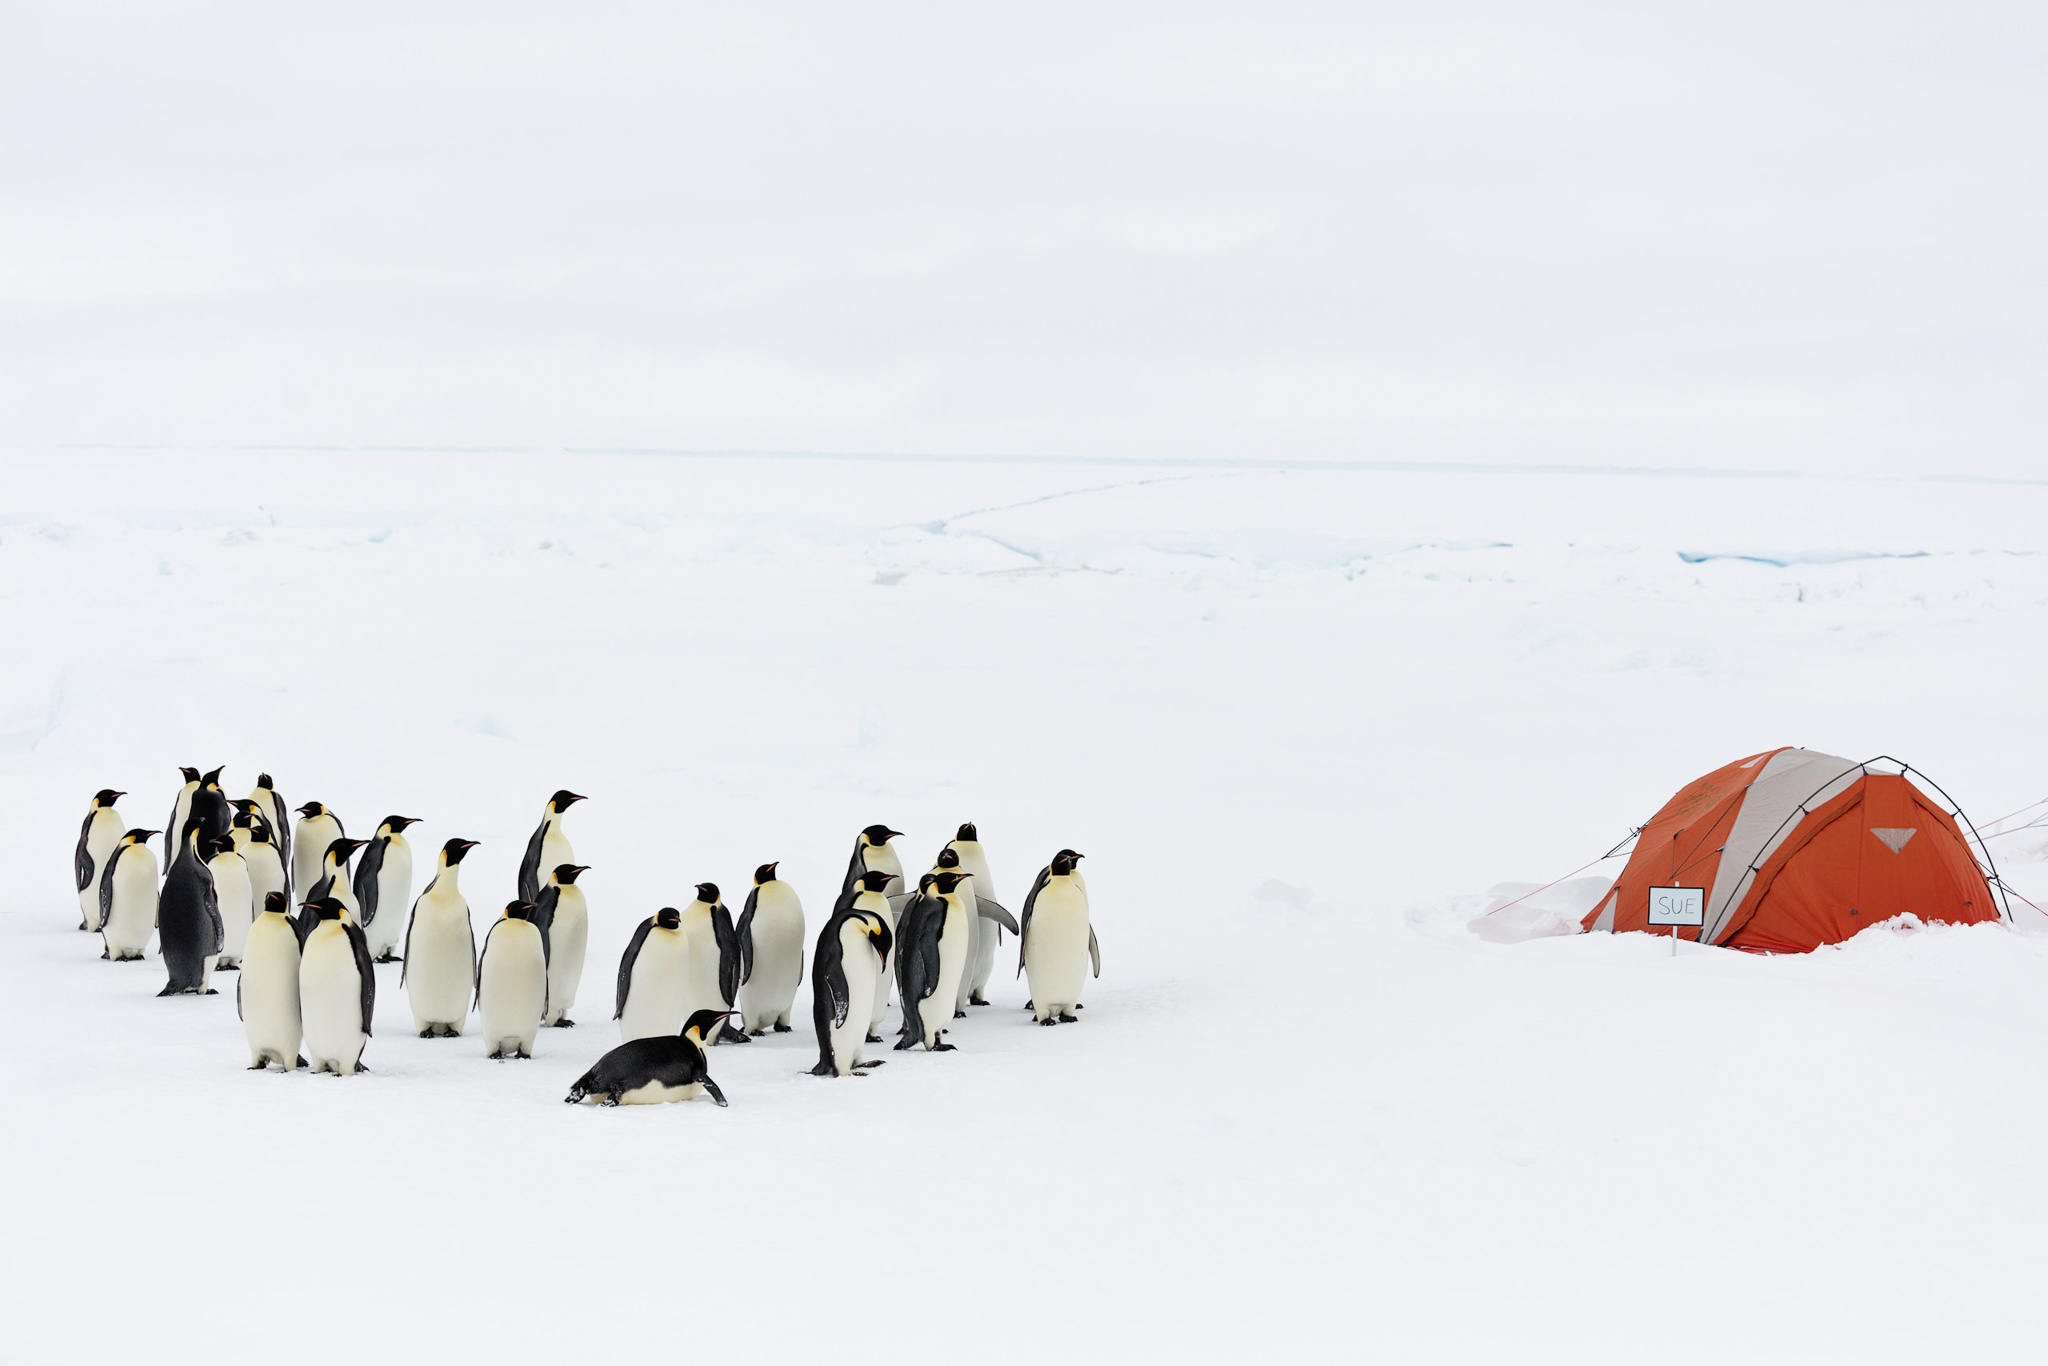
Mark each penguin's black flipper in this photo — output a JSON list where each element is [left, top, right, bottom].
[[1089, 926, 1101, 977], [353, 836, 387, 928], [841, 838, 867, 900], [1015, 865, 1051, 977], [712, 902, 740, 1007], [98, 844, 122, 928], [614, 915, 656, 1020], [976, 897, 1019, 934], [346, 920, 376, 1038], [718, 1024, 751, 1044], [700, 1076, 728, 1107], [517, 819, 547, 903], [236, 972, 243, 1022], [531, 885, 559, 965], [400, 890, 425, 986], [736, 886, 758, 986], [75, 810, 95, 892]]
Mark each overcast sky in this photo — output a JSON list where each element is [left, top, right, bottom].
[[3, 3, 2043, 473]]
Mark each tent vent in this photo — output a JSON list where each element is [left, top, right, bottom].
[[1870, 827, 1918, 854]]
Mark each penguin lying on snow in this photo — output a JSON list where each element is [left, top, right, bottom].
[[565, 1009, 732, 1107]]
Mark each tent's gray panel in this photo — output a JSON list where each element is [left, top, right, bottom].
[[1700, 749, 1863, 943]]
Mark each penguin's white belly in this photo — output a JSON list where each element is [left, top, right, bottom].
[[1026, 886, 1091, 1016], [866, 899, 898, 1028], [617, 1079, 703, 1105], [241, 919, 302, 1064], [479, 925, 547, 1054], [79, 814, 122, 929], [955, 844, 1000, 995], [405, 901, 474, 1030], [829, 924, 878, 1073], [364, 846, 412, 957], [681, 921, 727, 1019], [213, 859, 255, 964], [300, 929, 367, 1072], [293, 817, 340, 901], [951, 873, 980, 1012], [925, 900, 969, 1042], [103, 856, 158, 957], [738, 898, 803, 1028], [538, 829, 573, 880], [244, 843, 287, 909], [544, 895, 587, 1024], [619, 934, 689, 1042]]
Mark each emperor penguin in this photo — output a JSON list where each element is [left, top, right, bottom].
[[354, 815, 420, 963], [189, 766, 231, 848], [98, 829, 160, 961], [227, 806, 257, 851], [893, 869, 974, 1050], [207, 833, 256, 971], [735, 862, 804, 1035], [292, 803, 346, 903], [239, 892, 305, 1070], [74, 789, 126, 931], [157, 819, 223, 996], [848, 868, 899, 1042], [305, 836, 369, 925], [402, 838, 479, 1037], [241, 821, 288, 914], [1018, 850, 1099, 1024], [532, 863, 590, 1027], [476, 901, 548, 1059], [566, 1009, 732, 1106], [678, 883, 748, 1045], [517, 789, 584, 903], [299, 897, 375, 1075], [951, 822, 1004, 1006], [614, 907, 689, 1043], [247, 774, 291, 879], [164, 767, 200, 874], [841, 823, 904, 899], [808, 895, 891, 1077], [903, 845, 1018, 1018]]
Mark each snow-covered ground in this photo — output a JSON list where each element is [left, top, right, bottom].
[[6, 451, 2048, 1363]]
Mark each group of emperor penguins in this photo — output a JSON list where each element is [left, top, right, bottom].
[[72, 772, 1101, 1107]]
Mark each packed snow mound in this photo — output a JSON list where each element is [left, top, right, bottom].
[[1465, 876, 1613, 943]]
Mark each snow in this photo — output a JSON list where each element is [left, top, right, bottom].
[[5, 451, 2048, 1362]]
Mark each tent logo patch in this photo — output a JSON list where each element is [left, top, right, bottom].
[[1870, 827, 1917, 854]]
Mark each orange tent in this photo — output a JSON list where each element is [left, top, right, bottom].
[[1581, 749, 2005, 953]]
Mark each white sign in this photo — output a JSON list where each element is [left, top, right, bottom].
[[1648, 886, 1705, 927]]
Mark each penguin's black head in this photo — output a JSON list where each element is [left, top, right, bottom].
[[94, 788, 124, 806], [297, 802, 326, 818], [551, 789, 586, 812], [262, 891, 288, 916], [554, 863, 589, 885], [443, 838, 480, 864], [382, 815, 421, 833], [207, 835, 236, 858], [232, 798, 258, 814], [232, 812, 253, 831], [655, 907, 682, 931], [956, 821, 978, 842], [249, 824, 273, 844], [682, 1008, 734, 1043], [694, 882, 720, 904], [861, 824, 901, 845], [754, 862, 779, 885], [305, 897, 346, 922], [504, 901, 537, 921], [257, 773, 274, 789], [178, 766, 200, 783], [126, 828, 158, 844], [931, 869, 971, 895], [327, 837, 368, 862], [935, 847, 961, 870], [202, 766, 224, 787], [857, 869, 894, 892], [1051, 850, 1084, 876]]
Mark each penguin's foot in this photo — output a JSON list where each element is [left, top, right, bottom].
[[1039, 1018, 1057, 1027], [601, 1094, 620, 1107], [488, 1050, 504, 1060], [518, 1049, 532, 1059], [892, 1037, 916, 1051], [1057, 1012, 1078, 1023], [247, 1061, 268, 1070], [553, 1017, 575, 1028], [930, 1042, 957, 1052], [969, 995, 989, 1006], [1023, 1000, 1033, 1010], [294, 1056, 308, 1069], [719, 1025, 752, 1044], [749, 1028, 767, 1037], [203, 989, 219, 996], [1075, 1002, 1085, 1009], [217, 962, 239, 971], [419, 1029, 436, 1039], [100, 949, 109, 961], [953, 1010, 967, 1019], [772, 1023, 792, 1033], [155, 984, 179, 997], [77, 921, 88, 932], [866, 1033, 884, 1044], [808, 1060, 837, 1077]]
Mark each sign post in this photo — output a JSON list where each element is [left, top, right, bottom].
[[1647, 886, 1705, 956]]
